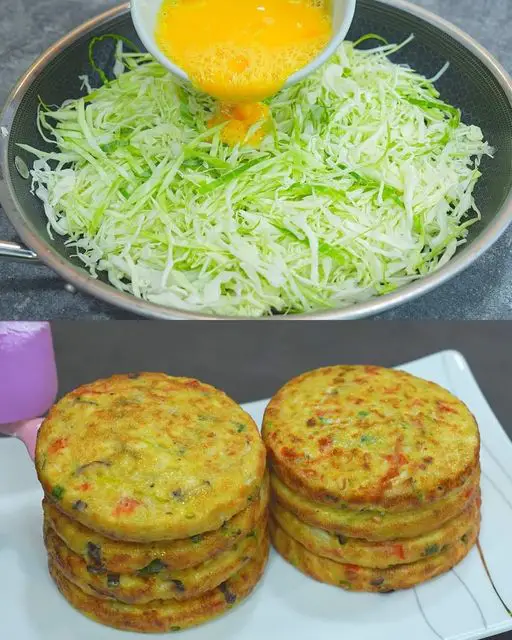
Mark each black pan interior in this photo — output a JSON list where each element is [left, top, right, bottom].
[[6, 0, 512, 274]]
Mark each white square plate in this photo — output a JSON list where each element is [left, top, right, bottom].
[[1, 350, 512, 640]]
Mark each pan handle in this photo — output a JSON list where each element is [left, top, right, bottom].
[[0, 240, 38, 262]]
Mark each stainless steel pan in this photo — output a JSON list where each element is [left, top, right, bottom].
[[1, 0, 511, 319]]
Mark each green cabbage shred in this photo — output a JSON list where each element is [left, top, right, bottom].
[[21, 35, 493, 316]]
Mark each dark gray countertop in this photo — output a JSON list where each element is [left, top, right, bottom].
[[0, 0, 511, 320], [47, 320, 512, 640], [51, 320, 512, 422]]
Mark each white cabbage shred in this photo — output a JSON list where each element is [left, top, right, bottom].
[[21, 38, 493, 316]]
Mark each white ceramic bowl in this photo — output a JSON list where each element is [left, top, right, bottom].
[[130, 0, 356, 90]]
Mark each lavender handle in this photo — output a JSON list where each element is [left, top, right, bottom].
[[0, 418, 44, 460]]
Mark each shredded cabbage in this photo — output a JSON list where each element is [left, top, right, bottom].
[[21, 35, 493, 316]]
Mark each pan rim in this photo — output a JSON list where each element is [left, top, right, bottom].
[[1, 0, 511, 320]]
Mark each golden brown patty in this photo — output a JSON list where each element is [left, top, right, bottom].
[[271, 494, 480, 568], [263, 366, 479, 510], [269, 514, 479, 592], [271, 469, 480, 541], [48, 532, 269, 633], [45, 515, 267, 604], [44, 473, 269, 573], [36, 373, 266, 542]]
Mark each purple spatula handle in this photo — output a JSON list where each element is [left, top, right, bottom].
[[1, 418, 44, 460], [0, 322, 57, 423]]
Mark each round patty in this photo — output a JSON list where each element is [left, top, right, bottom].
[[44, 473, 269, 573], [45, 514, 267, 604], [36, 373, 266, 541], [271, 468, 480, 540], [271, 493, 479, 568], [269, 513, 479, 592], [263, 366, 479, 510], [48, 532, 269, 633]]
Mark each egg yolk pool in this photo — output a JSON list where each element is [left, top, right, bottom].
[[155, 0, 332, 145]]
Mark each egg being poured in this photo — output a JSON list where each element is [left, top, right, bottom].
[[155, 0, 332, 145]]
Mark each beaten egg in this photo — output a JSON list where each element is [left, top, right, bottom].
[[155, 0, 332, 145]]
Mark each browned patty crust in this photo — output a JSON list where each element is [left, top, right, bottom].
[[270, 468, 480, 541], [269, 513, 479, 592], [44, 473, 269, 573], [48, 531, 270, 633], [270, 493, 479, 568], [263, 366, 479, 510], [36, 373, 267, 542], [44, 515, 267, 604]]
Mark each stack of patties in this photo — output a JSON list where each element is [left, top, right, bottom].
[[35, 373, 269, 632], [263, 365, 480, 592]]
